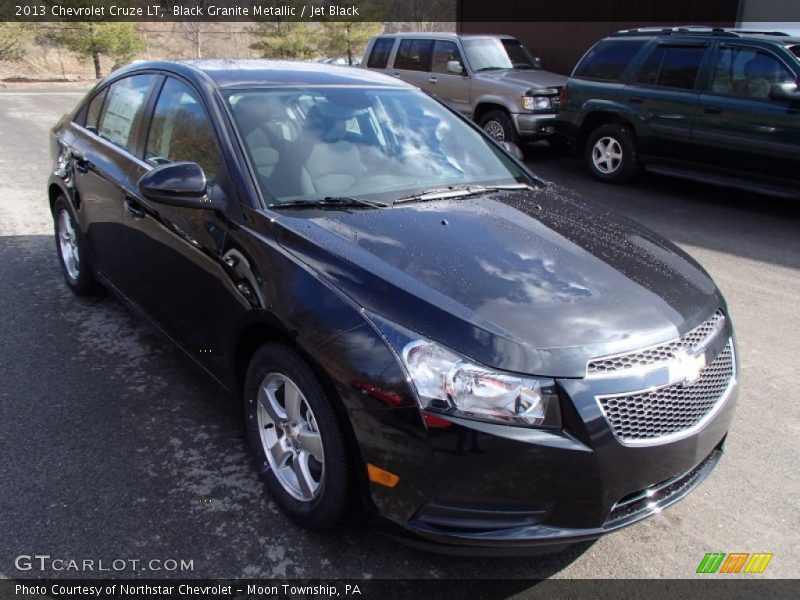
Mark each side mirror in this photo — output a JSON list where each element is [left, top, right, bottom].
[[446, 60, 464, 75], [769, 81, 800, 102], [499, 140, 524, 160], [137, 162, 209, 207]]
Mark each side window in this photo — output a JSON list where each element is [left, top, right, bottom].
[[97, 75, 155, 153], [432, 40, 464, 74], [84, 88, 107, 131], [710, 46, 794, 100], [367, 37, 395, 69], [573, 40, 646, 81], [146, 77, 221, 180], [636, 46, 705, 90], [394, 39, 433, 72]]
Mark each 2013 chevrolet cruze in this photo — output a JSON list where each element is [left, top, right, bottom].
[[48, 60, 738, 555]]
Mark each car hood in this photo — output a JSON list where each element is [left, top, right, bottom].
[[475, 69, 568, 90], [274, 189, 723, 377]]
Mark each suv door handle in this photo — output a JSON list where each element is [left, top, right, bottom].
[[628, 96, 644, 104], [124, 196, 146, 219], [428, 76, 438, 83], [703, 106, 722, 115], [391, 72, 401, 77]]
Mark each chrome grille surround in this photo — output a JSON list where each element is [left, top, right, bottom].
[[597, 340, 736, 446], [587, 311, 725, 376]]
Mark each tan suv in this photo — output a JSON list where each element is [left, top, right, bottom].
[[362, 32, 567, 145]]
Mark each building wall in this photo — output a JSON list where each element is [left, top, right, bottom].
[[457, 21, 735, 75]]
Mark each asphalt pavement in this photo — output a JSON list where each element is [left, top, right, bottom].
[[0, 89, 798, 581]]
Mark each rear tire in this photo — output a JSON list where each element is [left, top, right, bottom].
[[244, 343, 351, 530], [479, 110, 518, 146], [585, 123, 637, 183], [53, 196, 99, 296]]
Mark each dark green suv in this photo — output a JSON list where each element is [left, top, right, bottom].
[[557, 27, 800, 198]]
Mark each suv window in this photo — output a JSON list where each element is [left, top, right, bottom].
[[790, 45, 800, 59], [394, 39, 433, 72], [146, 77, 221, 180], [84, 88, 107, 131], [367, 37, 394, 69], [710, 46, 795, 99], [636, 45, 705, 90], [432, 40, 463, 74], [574, 40, 646, 81], [97, 75, 156, 153]]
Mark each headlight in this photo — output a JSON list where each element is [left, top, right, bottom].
[[521, 95, 552, 111], [368, 314, 561, 428]]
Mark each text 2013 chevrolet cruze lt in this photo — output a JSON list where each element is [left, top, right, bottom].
[[48, 60, 738, 555]]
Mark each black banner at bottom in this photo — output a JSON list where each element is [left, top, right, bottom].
[[1, 579, 798, 600]]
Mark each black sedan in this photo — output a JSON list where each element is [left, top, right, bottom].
[[48, 60, 738, 555]]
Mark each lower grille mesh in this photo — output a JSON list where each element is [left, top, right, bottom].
[[598, 340, 734, 443]]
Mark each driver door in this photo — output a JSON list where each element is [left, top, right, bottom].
[[123, 75, 237, 378]]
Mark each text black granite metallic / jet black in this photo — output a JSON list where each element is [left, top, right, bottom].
[[48, 59, 738, 555]]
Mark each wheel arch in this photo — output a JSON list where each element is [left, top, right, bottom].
[[577, 109, 637, 156]]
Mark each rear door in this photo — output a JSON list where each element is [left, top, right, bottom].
[[68, 74, 158, 288], [429, 39, 471, 115], [691, 43, 800, 186], [627, 42, 709, 162], [390, 38, 434, 90]]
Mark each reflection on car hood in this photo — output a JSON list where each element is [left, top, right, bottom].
[[476, 69, 568, 90], [275, 189, 722, 377]]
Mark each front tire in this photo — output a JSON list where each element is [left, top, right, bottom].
[[585, 123, 637, 183], [53, 196, 99, 296], [244, 343, 351, 530], [479, 110, 518, 145]]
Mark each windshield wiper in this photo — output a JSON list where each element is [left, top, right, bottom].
[[393, 183, 534, 205], [474, 66, 506, 72], [269, 196, 389, 210]]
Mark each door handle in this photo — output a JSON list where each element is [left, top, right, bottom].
[[391, 72, 401, 78], [628, 96, 644, 104], [428, 76, 438, 83], [124, 196, 146, 219], [703, 106, 722, 115]]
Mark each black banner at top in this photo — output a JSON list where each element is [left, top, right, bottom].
[[2, 0, 800, 23]]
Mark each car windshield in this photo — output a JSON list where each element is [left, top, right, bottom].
[[462, 38, 540, 71], [226, 87, 531, 205]]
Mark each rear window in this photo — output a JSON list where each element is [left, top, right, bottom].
[[97, 74, 156, 153], [394, 39, 433, 72], [636, 45, 706, 90], [367, 37, 394, 69], [790, 45, 800, 59], [574, 39, 646, 81]]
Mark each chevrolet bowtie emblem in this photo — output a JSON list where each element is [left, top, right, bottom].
[[669, 349, 707, 386]]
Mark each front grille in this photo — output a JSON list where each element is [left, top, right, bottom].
[[598, 340, 734, 444], [587, 311, 724, 375], [606, 448, 721, 526]]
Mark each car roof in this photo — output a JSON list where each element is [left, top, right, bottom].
[[610, 26, 800, 45], [378, 32, 514, 40], [111, 59, 414, 89]]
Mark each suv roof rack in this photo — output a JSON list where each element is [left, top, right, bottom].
[[612, 26, 742, 38], [729, 29, 791, 36]]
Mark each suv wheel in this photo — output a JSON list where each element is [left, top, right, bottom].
[[53, 196, 99, 296], [480, 110, 518, 145], [244, 343, 351, 530], [585, 124, 637, 182]]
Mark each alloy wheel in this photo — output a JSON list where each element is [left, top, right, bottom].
[[256, 373, 325, 502], [58, 209, 80, 280], [483, 120, 506, 141], [591, 136, 623, 174]]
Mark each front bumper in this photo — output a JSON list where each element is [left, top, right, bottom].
[[512, 112, 558, 138]]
